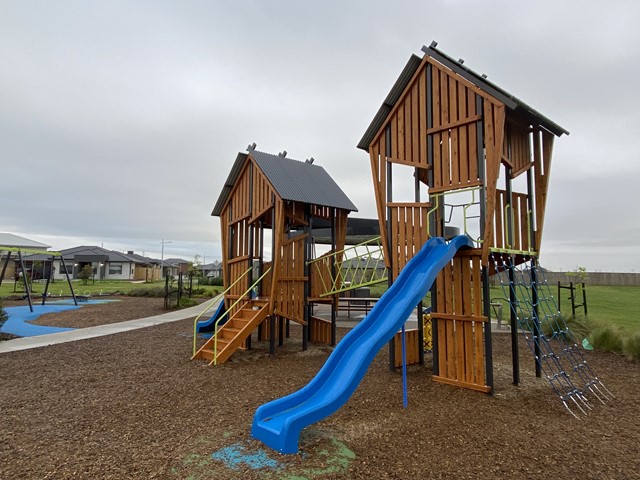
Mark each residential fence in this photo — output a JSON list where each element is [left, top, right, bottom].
[[543, 272, 640, 287]]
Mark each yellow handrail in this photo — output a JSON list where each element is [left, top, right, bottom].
[[192, 266, 252, 356], [211, 267, 272, 365]]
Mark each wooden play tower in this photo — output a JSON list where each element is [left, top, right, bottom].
[[193, 145, 357, 364], [358, 42, 569, 393]]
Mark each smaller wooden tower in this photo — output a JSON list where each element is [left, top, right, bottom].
[[194, 145, 356, 364]]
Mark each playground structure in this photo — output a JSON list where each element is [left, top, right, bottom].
[[195, 42, 612, 453], [0, 235, 78, 312], [354, 41, 609, 410], [193, 146, 358, 365]]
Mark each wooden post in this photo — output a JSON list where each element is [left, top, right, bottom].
[[385, 124, 396, 372]]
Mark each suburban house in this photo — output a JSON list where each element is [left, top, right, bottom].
[[198, 261, 223, 278], [20, 246, 163, 281]]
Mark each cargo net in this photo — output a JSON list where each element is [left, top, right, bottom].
[[490, 252, 613, 417]]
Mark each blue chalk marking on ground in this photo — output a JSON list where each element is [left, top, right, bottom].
[[211, 443, 282, 471]]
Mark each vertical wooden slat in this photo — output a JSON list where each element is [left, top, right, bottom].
[[391, 207, 399, 279], [520, 193, 529, 251], [440, 70, 450, 187], [432, 67, 441, 188], [472, 256, 484, 385], [511, 194, 522, 250], [411, 89, 419, 164], [461, 258, 474, 383], [449, 78, 460, 184], [494, 190, 504, 249], [419, 69, 427, 167], [398, 104, 405, 161], [468, 89, 478, 181], [458, 84, 469, 183], [454, 259, 465, 381]]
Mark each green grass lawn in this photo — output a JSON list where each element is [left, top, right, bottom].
[[3, 276, 638, 334], [0, 278, 220, 299], [370, 281, 640, 334]]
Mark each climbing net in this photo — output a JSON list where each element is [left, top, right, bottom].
[[490, 252, 613, 417]]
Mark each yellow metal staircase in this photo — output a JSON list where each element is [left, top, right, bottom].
[[192, 298, 270, 365]]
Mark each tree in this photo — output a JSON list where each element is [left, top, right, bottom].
[[77, 265, 93, 285]]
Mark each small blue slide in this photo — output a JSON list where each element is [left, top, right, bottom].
[[251, 235, 472, 453], [196, 301, 226, 334]]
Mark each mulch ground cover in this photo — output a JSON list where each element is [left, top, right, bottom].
[[1, 298, 639, 479]]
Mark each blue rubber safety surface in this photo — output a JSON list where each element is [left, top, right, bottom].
[[1, 299, 115, 337], [251, 235, 473, 454]]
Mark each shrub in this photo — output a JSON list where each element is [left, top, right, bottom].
[[588, 324, 624, 353], [622, 332, 640, 361], [127, 286, 166, 298], [178, 298, 198, 308], [209, 276, 223, 286]]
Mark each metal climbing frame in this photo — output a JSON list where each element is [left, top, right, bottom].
[[307, 236, 387, 297], [490, 252, 613, 417], [437, 185, 483, 245]]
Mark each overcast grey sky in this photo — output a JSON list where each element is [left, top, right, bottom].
[[1, 0, 639, 271]]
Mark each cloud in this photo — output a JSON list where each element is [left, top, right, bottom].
[[1, 1, 638, 271]]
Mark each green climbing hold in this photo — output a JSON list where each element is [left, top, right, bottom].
[[582, 338, 594, 350]]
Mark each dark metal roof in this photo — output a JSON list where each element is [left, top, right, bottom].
[[212, 149, 357, 216], [212, 152, 249, 216], [357, 43, 568, 151]]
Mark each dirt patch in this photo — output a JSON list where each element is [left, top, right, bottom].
[[31, 296, 168, 328], [0, 302, 638, 479]]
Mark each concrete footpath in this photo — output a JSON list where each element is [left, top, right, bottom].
[[0, 300, 219, 354]]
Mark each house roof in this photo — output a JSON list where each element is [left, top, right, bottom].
[[357, 42, 568, 151], [162, 258, 190, 266], [57, 246, 133, 262], [124, 252, 159, 265], [0, 233, 51, 250], [212, 149, 358, 216]]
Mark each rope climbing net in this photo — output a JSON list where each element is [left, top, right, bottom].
[[490, 252, 613, 417]]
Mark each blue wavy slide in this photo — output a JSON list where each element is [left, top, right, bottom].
[[251, 235, 473, 453]]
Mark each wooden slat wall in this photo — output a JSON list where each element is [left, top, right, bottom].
[[388, 203, 430, 279], [310, 204, 332, 220], [433, 253, 490, 392], [309, 252, 334, 299], [393, 329, 421, 368], [502, 119, 532, 177], [480, 101, 506, 264], [533, 128, 555, 250], [310, 316, 332, 345], [274, 233, 307, 323], [251, 162, 275, 221], [369, 137, 390, 267], [228, 163, 252, 222], [369, 58, 484, 192], [261, 261, 272, 296], [227, 256, 250, 316], [493, 190, 532, 252], [429, 63, 483, 191]]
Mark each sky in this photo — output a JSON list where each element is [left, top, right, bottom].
[[1, 0, 639, 271]]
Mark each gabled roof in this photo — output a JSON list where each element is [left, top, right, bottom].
[[0, 233, 51, 250], [212, 149, 357, 216], [125, 252, 159, 265], [357, 42, 568, 151], [163, 258, 191, 266]]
